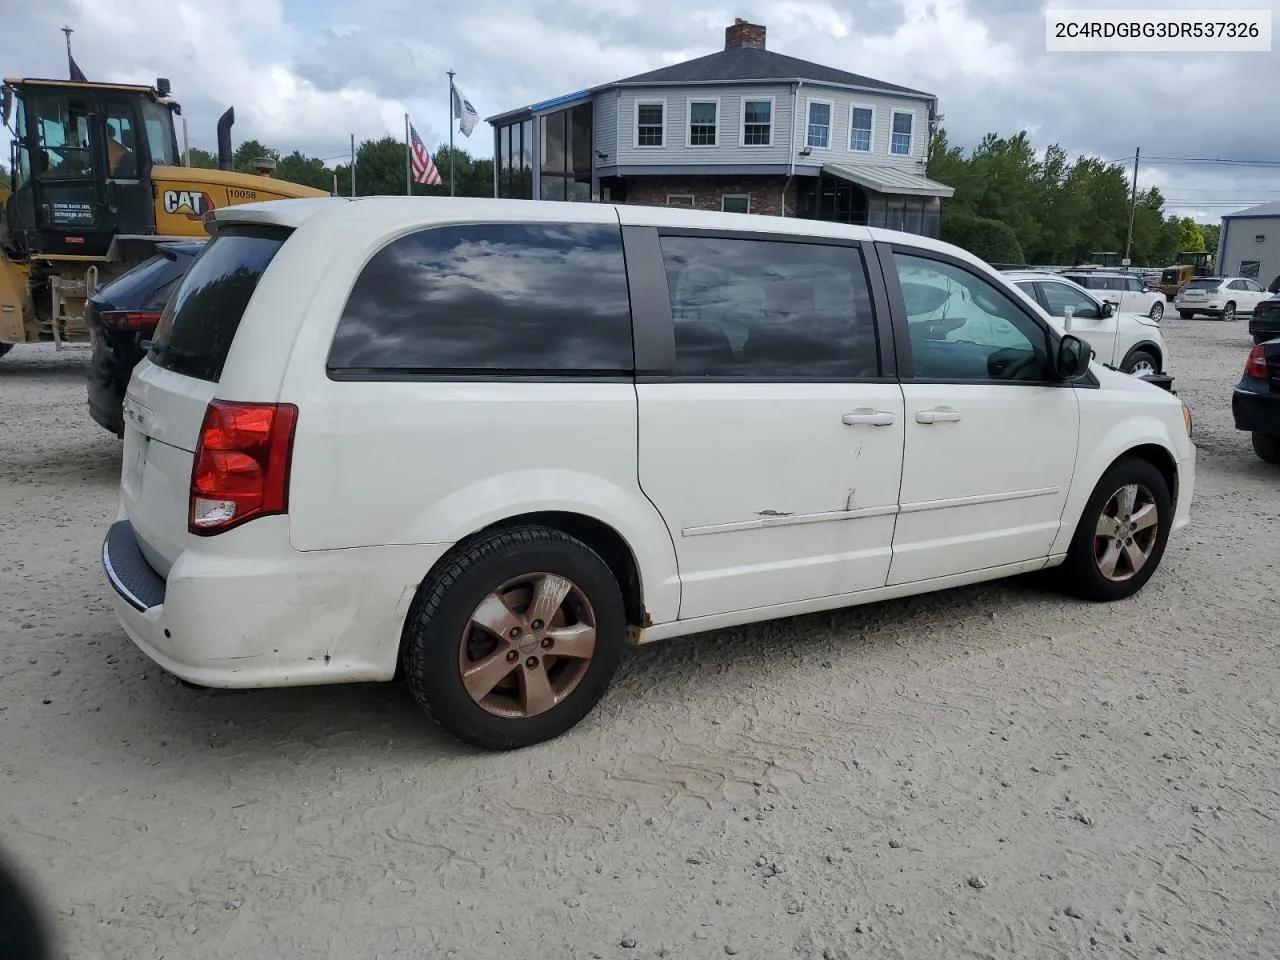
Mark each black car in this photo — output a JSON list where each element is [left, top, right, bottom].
[[1247, 296, 1280, 345], [85, 241, 203, 436], [1232, 338, 1280, 463]]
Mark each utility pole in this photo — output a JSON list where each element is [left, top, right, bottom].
[[350, 133, 356, 198], [1123, 147, 1140, 269], [447, 70, 456, 197]]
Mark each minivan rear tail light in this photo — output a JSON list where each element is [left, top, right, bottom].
[[99, 310, 163, 331], [189, 400, 298, 535], [1245, 344, 1270, 380]]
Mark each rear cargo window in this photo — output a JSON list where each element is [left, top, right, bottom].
[[148, 227, 289, 382], [1183, 279, 1221, 292], [327, 222, 633, 376]]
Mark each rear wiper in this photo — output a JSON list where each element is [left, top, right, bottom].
[[148, 341, 200, 361]]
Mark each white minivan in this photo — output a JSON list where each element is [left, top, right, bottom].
[[103, 197, 1197, 750]]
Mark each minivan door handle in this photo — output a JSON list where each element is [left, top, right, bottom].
[[842, 409, 896, 426], [915, 407, 962, 424]]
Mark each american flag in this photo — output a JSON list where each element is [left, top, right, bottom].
[[409, 123, 442, 185]]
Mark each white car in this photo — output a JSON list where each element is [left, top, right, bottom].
[[1175, 276, 1270, 321], [1059, 270, 1165, 321], [1003, 271, 1169, 377], [102, 197, 1197, 750]]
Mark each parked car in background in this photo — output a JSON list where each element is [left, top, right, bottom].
[[1247, 296, 1280, 344], [1175, 276, 1270, 321], [1232, 337, 1280, 463], [1060, 270, 1165, 321], [101, 197, 1196, 750], [85, 241, 204, 437], [1003, 270, 1169, 377]]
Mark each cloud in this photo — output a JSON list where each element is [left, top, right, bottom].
[[3, 0, 1277, 217]]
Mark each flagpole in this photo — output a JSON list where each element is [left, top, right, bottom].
[[404, 113, 411, 197], [447, 70, 456, 197]]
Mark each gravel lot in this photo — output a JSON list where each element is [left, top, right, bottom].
[[1, 317, 1277, 960]]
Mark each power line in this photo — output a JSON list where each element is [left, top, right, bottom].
[[1140, 156, 1280, 167]]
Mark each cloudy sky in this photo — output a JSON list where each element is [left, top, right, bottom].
[[4, 0, 1277, 221]]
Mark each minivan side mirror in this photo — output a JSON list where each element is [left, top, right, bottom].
[[1101, 300, 1115, 318], [1055, 334, 1091, 381]]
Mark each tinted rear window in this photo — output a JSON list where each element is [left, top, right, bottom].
[[99, 254, 174, 302], [1184, 279, 1221, 291], [149, 227, 289, 382], [659, 235, 879, 379], [327, 223, 633, 375]]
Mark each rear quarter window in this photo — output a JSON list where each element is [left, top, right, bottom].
[[327, 223, 633, 376], [148, 227, 290, 382], [96, 253, 174, 305]]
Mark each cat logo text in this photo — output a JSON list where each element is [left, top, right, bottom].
[[162, 190, 214, 219]]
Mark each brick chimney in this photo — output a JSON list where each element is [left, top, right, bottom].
[[725, 18, 766, 50]]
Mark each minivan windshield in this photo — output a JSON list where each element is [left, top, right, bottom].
[[148, 226, 290, 382]]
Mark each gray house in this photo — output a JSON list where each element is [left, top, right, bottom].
[[1217, 200, 1280, 289], [487, 18, 954, 237]]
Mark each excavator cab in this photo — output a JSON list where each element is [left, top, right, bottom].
[[3, 77, 180, 261]]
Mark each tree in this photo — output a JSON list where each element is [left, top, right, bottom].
[[962, 217, 1025, 264], [1177, 216, 1206, 253], [330, 138, 495, 198], [926, 125, 1198, 266], [275, 151, 333, 191], [1200, 222, 1221, 257], [0, 167, 9, 191], [232, 139, 279, 173], [187, 147, 218, 169]]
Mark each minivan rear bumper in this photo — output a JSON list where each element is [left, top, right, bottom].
[[102, 513, 451, 688]]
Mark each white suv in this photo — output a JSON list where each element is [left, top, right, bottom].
[[103, 198, 1197, 750], [1004, 271, 1169, 377], [1059, 270, 1166, 321], [1175, 276, 1270, 321]]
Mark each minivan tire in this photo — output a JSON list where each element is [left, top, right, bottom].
[[400, 525, 626, 750], [1060, 456, 1173, 602]]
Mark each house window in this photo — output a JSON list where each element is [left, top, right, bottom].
[[1241, 260, 1261, 279], [636, 101, 664, 147], [891, 111, 913, 156], [722, 194, 750, 214], [742, 98, 772, 146], [850, 106, 873, 152], [688, 100, 718, 146], [667, 194, 695, 207], [806, 100, 832, 149]]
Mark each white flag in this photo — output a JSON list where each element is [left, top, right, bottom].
[[451, 83, 479, 138]]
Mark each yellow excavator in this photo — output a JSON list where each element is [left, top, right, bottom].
[[1, 74, 328, 357]]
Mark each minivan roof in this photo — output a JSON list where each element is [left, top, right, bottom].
[[205, 195, 964, 266]]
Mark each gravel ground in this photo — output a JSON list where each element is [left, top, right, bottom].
[[1, 318, 1277, 960]]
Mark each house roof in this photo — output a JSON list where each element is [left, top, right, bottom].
[[1221, 200, 1280, 220], [611, 46, 933, 98], [823, 163, 955, 198], [486, 44, 935, 123]]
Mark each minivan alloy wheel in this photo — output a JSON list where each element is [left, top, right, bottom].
[[458, 572, 597, 718], [1148, 301, 1164, 321], [1094, 484, 1159, 581]]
